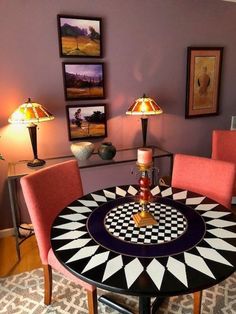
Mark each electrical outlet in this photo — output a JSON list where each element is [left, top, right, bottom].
[[231, 116, 236, 130]]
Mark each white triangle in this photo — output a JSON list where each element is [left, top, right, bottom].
[[102, 255, 123, 282], [184, 252, 215, 279], [185, 197, 205, 205], [207, 228, 236, 238], [196, 246, 232, 266], [59, 213, 87, 221], [161, 187, 173, 197], [91, 193, 107, 202], [52, 230, 87, 240], [103, 190, 116, 199], [57, 238, 91, 251], [128, 185, 138, 195], [151, 186, 161, 196], [124, 258, 144, 288], [146, 259, 165, 290], [66, 245, 99, 263], [53, 221, 85, 230], [204, 238, 236, 252], [79, 200, 99, 207], [206, 219, 236, 228], [173, 190, 187, 200], [82, 252, 110, 273], [202, 211, 230, 219], [167, 257, 188, 287], [116, 187, 126, 197], [195, 204, 218, 211], [68, 206, 92, 213]]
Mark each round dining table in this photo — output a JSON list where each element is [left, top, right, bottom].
[[51, 184, 236, 314]]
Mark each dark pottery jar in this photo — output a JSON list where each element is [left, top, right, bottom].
[[98, 142, 116, 160]]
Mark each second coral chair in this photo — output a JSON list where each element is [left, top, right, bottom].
[[212, 129, 236, 197], [20, 160, 97, 314], [171, 153, 235, 209], [171, 153, 235, 314]]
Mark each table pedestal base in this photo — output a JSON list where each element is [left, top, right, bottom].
[[98, 295, 165, 314], [98, 295, 133, 314]]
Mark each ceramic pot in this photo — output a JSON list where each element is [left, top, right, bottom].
[[70, 142, 94, 161], [98, 142, 116, 160]]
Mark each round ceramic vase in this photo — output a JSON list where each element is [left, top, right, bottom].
[[70, 142, 95, 161], [98, 142, 116, 160]]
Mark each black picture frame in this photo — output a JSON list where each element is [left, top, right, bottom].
[[185, 47, 223, 118], [63, 62, 105, 100], [57, 14, 102, 58], [66, 104, 107, 141]]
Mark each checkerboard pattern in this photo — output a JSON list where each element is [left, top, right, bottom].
[[104, 202, 187, 244]]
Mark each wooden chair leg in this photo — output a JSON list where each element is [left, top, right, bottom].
[[193, 291, 202, 314], [87, 289, 98, 314], [43, 264, 52, 305]]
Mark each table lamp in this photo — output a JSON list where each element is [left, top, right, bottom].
[[126, 94, 163, 147], [8, 98, 54, 167]]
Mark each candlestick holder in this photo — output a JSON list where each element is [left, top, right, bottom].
[[133, 162, 158, 227]]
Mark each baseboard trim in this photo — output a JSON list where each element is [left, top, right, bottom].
[[0, 228, 15, 238]]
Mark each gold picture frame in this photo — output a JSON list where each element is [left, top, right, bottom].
[[185, 47, 223, 118]]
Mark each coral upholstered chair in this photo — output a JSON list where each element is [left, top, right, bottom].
[[171, 153, 235, 314], [20, 160, 97, 314], [171, 153, 235, 209], [212, 130, 236, 197]]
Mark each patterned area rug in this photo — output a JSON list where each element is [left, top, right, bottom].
[[0, 268, 235, 313]]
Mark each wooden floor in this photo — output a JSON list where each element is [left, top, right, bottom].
[[0, 235, 42, 277]]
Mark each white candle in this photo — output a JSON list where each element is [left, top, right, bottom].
[[137, 148, 152, 164]]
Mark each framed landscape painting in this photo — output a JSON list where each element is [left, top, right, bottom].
[[185, 47, 223, 118], [66, 104, 107, 140], [57, 15, 102, 58], [63, 63, 105, 100]]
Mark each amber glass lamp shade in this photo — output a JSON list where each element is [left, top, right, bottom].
[[126, 94, 163, 147], [8, 98, 54, 167]]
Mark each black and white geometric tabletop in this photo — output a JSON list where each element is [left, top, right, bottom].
[[51, 185, 236, 297]]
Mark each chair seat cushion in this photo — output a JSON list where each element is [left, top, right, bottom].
[[47, 248, 95, 292]]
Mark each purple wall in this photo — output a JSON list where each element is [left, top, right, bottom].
[[0, 0, 236, 229]]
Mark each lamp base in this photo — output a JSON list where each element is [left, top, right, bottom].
[[27, 158, 46, 168], [133, 210, 157, 227]]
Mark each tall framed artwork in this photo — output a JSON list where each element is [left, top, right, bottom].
[[63, 62, 105, 100], [185, 47, 223, 118], [66, 104, 107, 141], [57, 15, 102, 58]]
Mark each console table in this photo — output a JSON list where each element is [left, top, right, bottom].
[[7, 146, 173, 260]]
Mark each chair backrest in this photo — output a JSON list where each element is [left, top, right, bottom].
[[212, 130, 236, 195], [20, 160, 83, 264], [171, 153, 235, 209]]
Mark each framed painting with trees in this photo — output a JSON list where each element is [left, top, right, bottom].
[[57, 15, 102, 58], [63, 62, 105, 100], [66, 104, 107, 140]]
